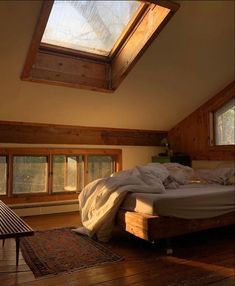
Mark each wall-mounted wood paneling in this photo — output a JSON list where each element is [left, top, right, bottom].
[[0, 121, 167, 146], [30, 51, 110, 92], [168, 81, 235, 160]]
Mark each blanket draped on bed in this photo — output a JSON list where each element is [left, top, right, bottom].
[[74, 164, 172, 241]]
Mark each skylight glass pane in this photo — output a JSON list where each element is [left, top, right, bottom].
[[41, 0, 141, 56]]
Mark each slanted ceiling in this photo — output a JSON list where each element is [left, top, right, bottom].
[[0, 1, 234, 131]]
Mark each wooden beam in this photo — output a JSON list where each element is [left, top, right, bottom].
[[117, 210, 235, 241], [0, 121, 167, 146], [21, 1, 54, 79]]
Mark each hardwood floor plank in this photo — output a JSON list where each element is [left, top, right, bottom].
[[206, 277, 235, 286], [0, 212, 233, 286]]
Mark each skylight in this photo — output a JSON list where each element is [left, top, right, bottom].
[[22, 0, 180, 92], [41, 0, 141, 56]]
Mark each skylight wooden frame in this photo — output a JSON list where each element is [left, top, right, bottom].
[[21, 0, 180, 92]]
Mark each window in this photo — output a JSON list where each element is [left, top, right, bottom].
[[0, 156, 7, 195], [42, 1, 141, 57], [21, 0, 179, 92], [0, 148, 122, 203], [88, 155, 115, 183], [214, 99, 235, 145], [13, 156, 48, 194], [53, 155, 83, 192]]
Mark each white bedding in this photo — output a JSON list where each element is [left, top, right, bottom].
[[74, 164, 170, 241], [121, 183, 235, 219], [75, 163, 235, 242]]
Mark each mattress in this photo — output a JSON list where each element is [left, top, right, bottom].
[[120, 184, 235, 219]]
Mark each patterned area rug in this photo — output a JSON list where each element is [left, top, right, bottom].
[[20, 227, 123, 277]]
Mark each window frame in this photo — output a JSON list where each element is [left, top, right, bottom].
[[21, 0, 180, 92], [213, 98, 234, 146], [12, 154, 49, 195], [0, 148, 122, 204], [51, 154, 81, 194], [209, 97, 235, 151]]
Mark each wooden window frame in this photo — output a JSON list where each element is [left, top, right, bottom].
[[12, 154, 49, 196], [86, 154, 117, 186], [21, 0, 180, 92], [51, 154, 81, 195], [0, 148, 122, 205], [212, 98, 234, 147], [209, 98, 235, 152]]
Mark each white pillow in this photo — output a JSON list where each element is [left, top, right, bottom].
[[195, 167, 235, 185], [163, 163, 195, 185]]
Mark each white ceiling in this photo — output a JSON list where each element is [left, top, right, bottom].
[[0, 0, 234, 131]]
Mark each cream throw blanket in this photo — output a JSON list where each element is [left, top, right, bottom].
[[74, 164, 169, 241]]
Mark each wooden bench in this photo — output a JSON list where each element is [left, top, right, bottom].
[[0, 200, 34, 266]]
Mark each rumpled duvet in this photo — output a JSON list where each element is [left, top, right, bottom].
[[73, 163, 171, 241]]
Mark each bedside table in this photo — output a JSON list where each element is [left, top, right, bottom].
[[152, 154, 191, 167], [152, 156, 171, 164]]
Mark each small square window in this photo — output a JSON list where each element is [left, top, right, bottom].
[[13, 156, 48, 194], [88, 155, 115, 183], [214, 99, 235, 145], [52, 155, 84, 192]]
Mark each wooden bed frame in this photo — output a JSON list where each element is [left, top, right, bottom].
[[117, 210, 235, 242]]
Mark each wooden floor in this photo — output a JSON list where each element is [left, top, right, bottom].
[[0, 212, 234, 286]]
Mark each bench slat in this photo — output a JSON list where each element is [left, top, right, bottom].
[[0, 200, 34, 266], [0, 208, 32, 233], [0, 201, 33, 237]]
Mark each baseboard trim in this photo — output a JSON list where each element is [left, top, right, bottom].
[[9, 200, 79, 217]]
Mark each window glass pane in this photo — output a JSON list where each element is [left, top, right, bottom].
[[0, 156, 7, 195], [13, 156, 48, 194], [88, 155, 114, 183], [215, 99, 235, 145], [41, 0, 141, 56], [53, 155, 84, 192]]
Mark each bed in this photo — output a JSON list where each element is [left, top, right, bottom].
[[116, 184, 235, 242], [76, 163, 235, 245]]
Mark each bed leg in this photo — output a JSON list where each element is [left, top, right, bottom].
[[165, 238, 173, 255]]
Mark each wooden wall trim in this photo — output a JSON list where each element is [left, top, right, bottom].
[[168, 81, 235, 161], [0, 120, 167, 146]]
